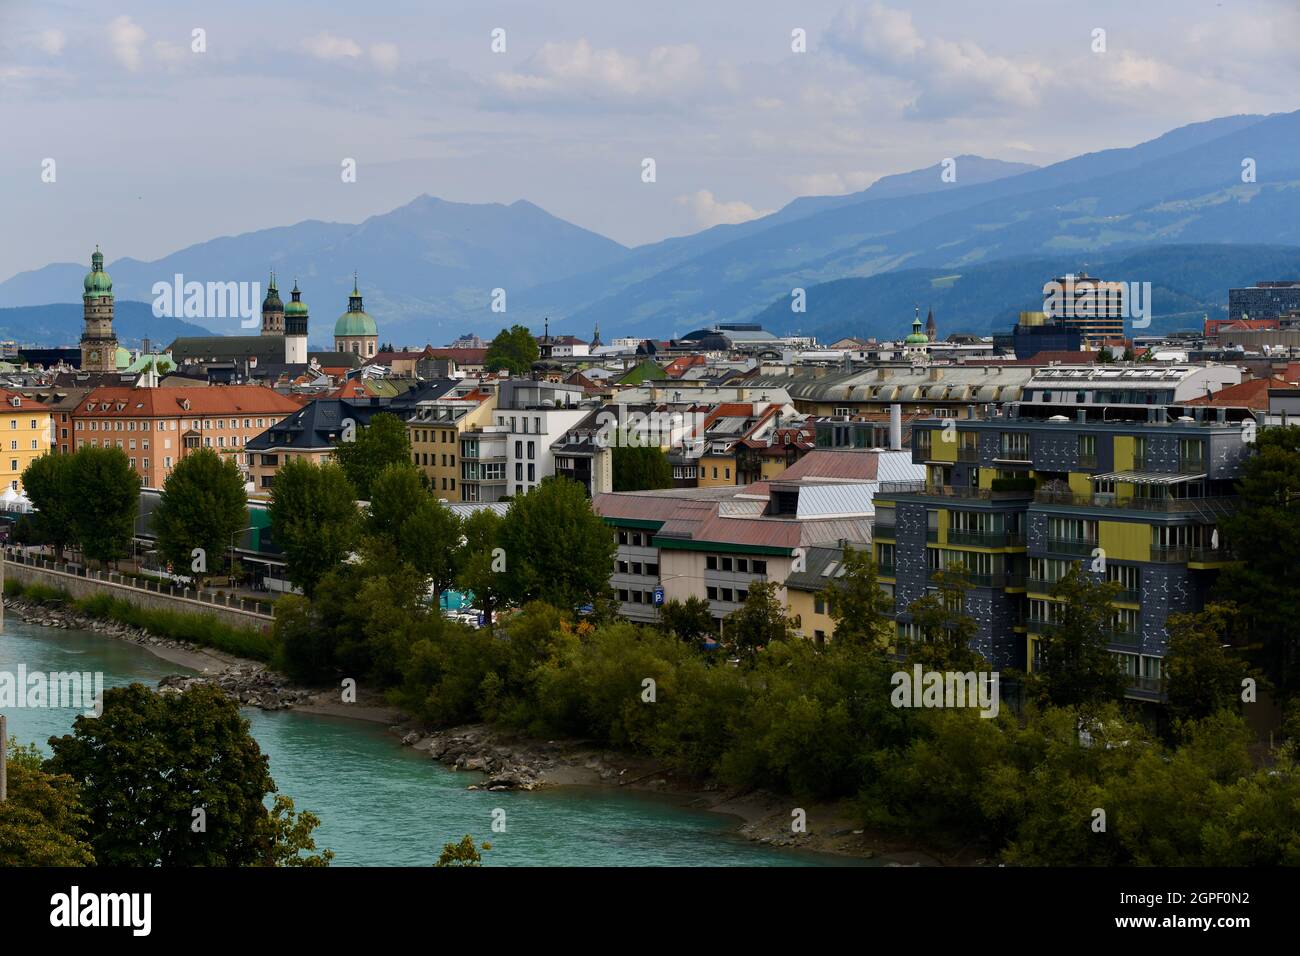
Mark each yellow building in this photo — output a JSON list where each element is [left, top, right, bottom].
[[1, 390, 53, 492], [407, 391, 498, 500]]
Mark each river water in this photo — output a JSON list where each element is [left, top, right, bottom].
[[1, 620, 859, 867]]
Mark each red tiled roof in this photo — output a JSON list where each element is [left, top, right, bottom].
[[1184, 376, 1290, 409], [773, 450, 880, 482], [74, 385, 301, 417]]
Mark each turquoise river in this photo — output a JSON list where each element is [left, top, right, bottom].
[[0, 620, 861, 867]]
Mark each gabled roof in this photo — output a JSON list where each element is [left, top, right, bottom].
[[74, 385, 301, 418]]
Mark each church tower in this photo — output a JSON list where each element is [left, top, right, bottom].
[[925, 308, 937, 342], [81, 246, 118, 371], [284, 278, 309, 364], [261, 271, 284, 335]]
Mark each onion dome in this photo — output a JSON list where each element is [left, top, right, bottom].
[[83, 246, 113, 297]]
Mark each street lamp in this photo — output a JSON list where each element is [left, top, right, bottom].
[[228, 526, 256, 587]]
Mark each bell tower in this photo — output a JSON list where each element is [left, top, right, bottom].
[[81, 246, 119, 371]]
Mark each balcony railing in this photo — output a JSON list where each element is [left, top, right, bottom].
[[904, 485, 1035, 501], [945, 529, 1026, 548], [927, 568, 1004, 588], [874, 522, 896, 538], [1027, 577, 1058, 593], [878, 563, 897, 577], [1033, 491, 1239, 514], [1045, 537, 1098, 556], [1150, 545, 1229, 563], [1179, 457, 1207, 474], [926, 529, 939, 543], [1107, 629, 1143, 647], [1077, 454, 1098, 469], [1125, 676, 1167, 699], [956, 447, 981, 463]]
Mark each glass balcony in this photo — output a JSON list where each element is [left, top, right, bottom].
[[1045, 537, 1098, 556], [946, 529, 1026, 547]]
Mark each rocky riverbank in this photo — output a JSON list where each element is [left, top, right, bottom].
[[390, 721, 951, 864], [5, 595, 954, 864]]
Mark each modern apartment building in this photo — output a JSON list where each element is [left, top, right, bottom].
[[457, 380, 593, 503], [874, 399, 1255, 700]]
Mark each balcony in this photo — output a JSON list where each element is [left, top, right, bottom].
[[1179, 457, 1207, 475], [878, 563, 897, 578], [1033, 491, 1239, 514], [1045, 537, 1098, 556], [1107, 628, 1143, 648], [956, 447, 981, 463], [926, 529, 939, 543], [874, 522, 896, 538], [945, 529, 1026, 548], [1077, 454, 1098, 469], [1027, 578, 1058, 593], [927, 568, 1004, 589], [1125, 675, 1167, 701], [1151, 545, 1230, 564], [907, 485, 1035, 501]]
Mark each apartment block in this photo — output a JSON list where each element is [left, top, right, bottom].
[[0, 390, 53, 491], [875, 399, 1255, 700]]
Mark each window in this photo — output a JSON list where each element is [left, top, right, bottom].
[[737, 558, 749, 573], [706, 587, 718, 600], [720, 588, 733, 602], [752, 560, 767, 575], [1000, 432, 1029, 459], [706, 555, 718, 570], [721, 557, 733, 572]]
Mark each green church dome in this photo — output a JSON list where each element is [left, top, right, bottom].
[[83, 247, 113, 298], [904, 331, 930, 344], [334, 276, 377, 337], [285, 278, 309, 316]]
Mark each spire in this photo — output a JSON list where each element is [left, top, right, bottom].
[[268, 269, 278, 292], [353, 271, 359, 296], [348, 274, 364, 312]]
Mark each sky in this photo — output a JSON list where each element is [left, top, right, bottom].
[[1, 0, 1298, 281]]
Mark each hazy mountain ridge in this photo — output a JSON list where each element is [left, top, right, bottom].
[[2, 110, 1298, 346]]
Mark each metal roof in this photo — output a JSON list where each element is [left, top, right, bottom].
[[1091, 471, 1206, 484]]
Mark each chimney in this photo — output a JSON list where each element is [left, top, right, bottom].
[[889, 403, 902, 451]]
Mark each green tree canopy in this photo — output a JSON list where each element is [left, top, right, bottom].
[[332, 412, 412, 500], [726, 580, 792, 661], [659, 596, 715, 644], [903, 564, 984, 671], [1029, 565, 1125, 710], [46, 683, 325, 867], [497, 477, 616, 610], [612, 444, 674, 492], [456, 507, 507, 622], [68, 446, 141, 567], [1216, 423, 1300, 696], [1164, 602, 1251, 726], [822, 545, 893, 649], [20, 453, 78, 560], [269, 458, 360, 598], [153, 447, 247, 586], [484, 325, 539, 376], [436, 834, 492, 867], [0, 738, 95, 866]]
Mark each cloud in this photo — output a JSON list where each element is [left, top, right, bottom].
[[787, 171, 879, 196], [675, 190, 772, 228], [370, 43, 400, 74], [828, 2, 1046, 118], [489, 39, 703, 107], [303, 33, 363, 61], [108, 16, 147, 72], [36, 29, 65, 56]]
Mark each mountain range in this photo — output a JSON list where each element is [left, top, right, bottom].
[[2, 108, 1298, 348]]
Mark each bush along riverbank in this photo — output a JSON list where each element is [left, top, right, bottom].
[[4, 579, 276, 661]]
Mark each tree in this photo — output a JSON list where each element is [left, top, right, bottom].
[[0, 738, 95, 866], [152, 448, 247, 586], [904, 564, 984, 671], [612, 445, 674, 492], [484, 325, 539, 376], [725, 581, 792, 661], [20, 453, 77, 560], [256, 796, 334, 867], [1030, 565, 1125, 709], [332, 412, 412, 500], [366, 463, 462, 597], [659, 596, 715, 643], [46, 683, 322, 867], [822, 545, 893, 649], [1216, 424, 1300, 697], [1164, 603, 1250, 725], [497, 477, 616, 610], [68, 446, 140, 567], [269, 458, 360, 598], [457, 507, 507, 622], [435, 834, 492, 867]]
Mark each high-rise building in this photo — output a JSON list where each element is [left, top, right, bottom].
[[1043, 272, 1126, 345], [81, 247, 119, 372]]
